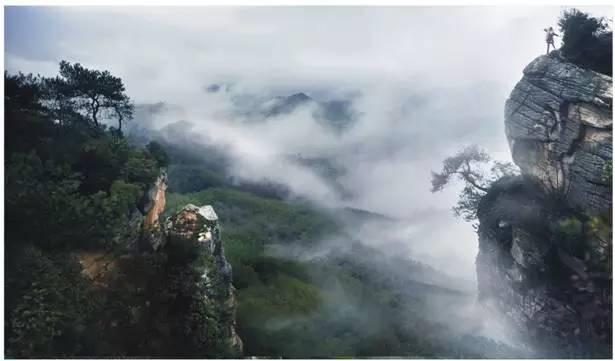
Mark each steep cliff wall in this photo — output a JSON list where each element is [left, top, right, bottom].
[[140, 170, 168, 251], [165, 204, 243, 355], [79, 173, 242, 357], [143, 171, 168, 229], [477, 53, 612, 357], [505, 52, 612, 213]]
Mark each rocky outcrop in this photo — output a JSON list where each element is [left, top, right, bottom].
[[477, 53, 613, 357], [111, 170, 168, 251], [476, 177, 611, 356], [143, 171, 168, 228], [139, 173, 241, 354], [140, 170, 168, 251], [504, 52, 612, 213], [91, 170, 242, 356], [165, 204, 243, 355]]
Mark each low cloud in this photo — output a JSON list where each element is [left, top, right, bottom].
[[5, 4, 611, 281]]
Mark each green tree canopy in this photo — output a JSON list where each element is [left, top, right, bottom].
[[558, 8, 612, 75], [146, 141, 170, 168], [55, 60, 134, 131]]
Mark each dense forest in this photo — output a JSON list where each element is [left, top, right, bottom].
[[4, 63, 237, 357]]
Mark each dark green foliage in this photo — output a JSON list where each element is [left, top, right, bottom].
[[165, 188, 340, 245], [78, 137, 130, 193], [587, 212, 612, 274], [167, 164, 226, 193], [602, 160, 612, 184], [89, 240, 239, 358], [121, 149, 159, 187], [558, 8, 612, 75], [4, 63, 160, 251], [6, 151, 104, 250], [146, 141, 170, 168], [6, 62, 238, 359], [4, 63, 165, 358], [553, 216, 585, 257], [551, 210, 612, 273], [4, 246, 97, 358], [165, 189, 334, 356], [56, 60, 134, 129], [169, 188, 521, 358], [4, 72, 44, 112]]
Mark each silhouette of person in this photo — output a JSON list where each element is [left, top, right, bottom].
[[544, 27, 559, 54]]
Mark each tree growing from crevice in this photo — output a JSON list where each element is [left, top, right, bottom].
[[431, 145, 519, 222]]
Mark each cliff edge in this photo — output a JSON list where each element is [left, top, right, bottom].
[[504, 52, 612, 212], [79, 174, 242, 357], [477, 53, 612, 357], [165, 204, 243, 355]]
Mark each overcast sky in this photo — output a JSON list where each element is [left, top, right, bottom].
[[5, 5, 611, 279]]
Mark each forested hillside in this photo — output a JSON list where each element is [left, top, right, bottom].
[[162, 188, 523, 358], [4, 64, 237, 358]]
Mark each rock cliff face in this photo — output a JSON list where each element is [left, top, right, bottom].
[[504, 52, 612, 213], [83, 171, 242, 357], [140, 170, 168, 251], [112, 170, 168, 251], [477, 53, 612, 357], [165, 204, 243, 354]]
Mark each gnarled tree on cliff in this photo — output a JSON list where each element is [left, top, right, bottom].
[[431, 145, 518, 222]]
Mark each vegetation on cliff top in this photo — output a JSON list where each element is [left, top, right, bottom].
[[5, 63, 172, 357], [558, 8, 612, 75]]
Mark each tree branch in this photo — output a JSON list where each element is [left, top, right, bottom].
[[453, 170, 489, 192]]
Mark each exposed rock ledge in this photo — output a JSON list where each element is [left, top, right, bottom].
[[476, 177, 611, 356], [165, 204, 243, 355], [140, 170, 168, 251], [477, 53, 612, 357], [82, 171, 242, 356], [504, 52, 612, 213]]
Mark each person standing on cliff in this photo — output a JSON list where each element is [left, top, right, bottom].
[[544, 26, 559, 54]]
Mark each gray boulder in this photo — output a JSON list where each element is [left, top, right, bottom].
[[504, 52, 612, 213]]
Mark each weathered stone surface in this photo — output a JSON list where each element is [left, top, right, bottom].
[[165, 204, 243, 354], [476, 178, 612, 356], [143, 170, 168, 228], [140, 170, 168, 251], [112, 170, 168, 251], [504, 52, 612, 213], [477, 53, 612, 356], [510, 228, 550, 271]]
